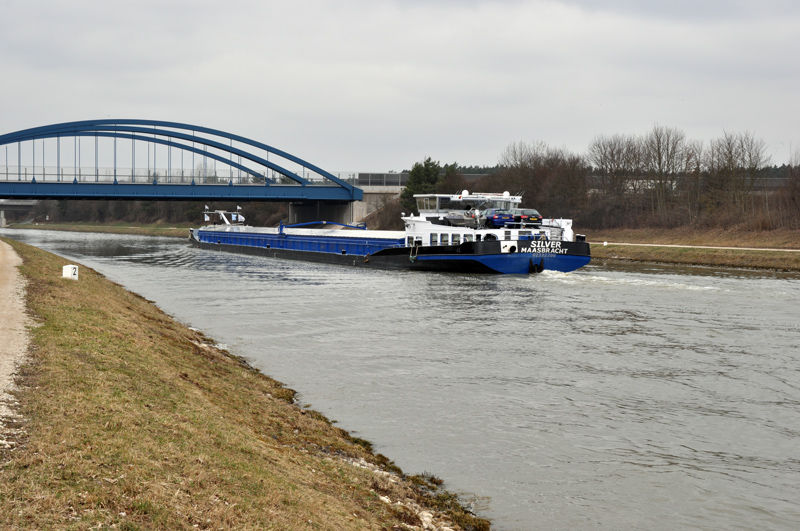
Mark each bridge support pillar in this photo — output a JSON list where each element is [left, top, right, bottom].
[[288, 201, 354, 225], [0, 210, 5, 228]]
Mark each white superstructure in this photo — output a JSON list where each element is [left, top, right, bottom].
[[402, 191, 578, 248]]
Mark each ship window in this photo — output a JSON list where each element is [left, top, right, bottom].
[[407, 236, 414, 246], [464, 234, 474, 243], [440, 234, 449, 245], [430, 233, 438, 245], [475, 234, 482, 242], [452, 234, 461, 245], [504, 230, 512, 240]]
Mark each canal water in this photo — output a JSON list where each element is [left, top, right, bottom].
[[4, 229, 800, 530]]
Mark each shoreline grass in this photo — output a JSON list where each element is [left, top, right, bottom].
[[10, 222, 191, 239], [0, 237, 490, 530], [586, 228, 800, 271], [586, 227, 800, 249]]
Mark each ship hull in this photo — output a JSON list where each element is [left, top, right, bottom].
[[190, 230, 590, 274]]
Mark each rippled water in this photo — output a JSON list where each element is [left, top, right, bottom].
[[4, 228, 800, 530]]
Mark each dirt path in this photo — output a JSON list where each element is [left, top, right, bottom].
[[0, 239, 30, 449]]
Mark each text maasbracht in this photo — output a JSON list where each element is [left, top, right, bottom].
[[520, 241, 569, 254]]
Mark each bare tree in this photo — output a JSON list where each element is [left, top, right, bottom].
[[587, 134, 642, 198], [677, 139, 704, 223], [738, 131, 770, 218], [541, 147, 589, 218], [643, 124, 687, 220], [786, 149, 800, 227], [498, 140, 549, 169], [497, 140, 549, 198], [706, 130, 770, 218], [587, 134, 620, 196]]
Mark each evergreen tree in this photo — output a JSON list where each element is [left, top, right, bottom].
[[436, 163, 466, 193], [400, 157, 441, 212]]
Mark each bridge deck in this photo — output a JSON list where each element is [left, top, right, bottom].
[[0, 182, 358, 202]]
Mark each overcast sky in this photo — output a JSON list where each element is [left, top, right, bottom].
[[1, 0, 798, 172]]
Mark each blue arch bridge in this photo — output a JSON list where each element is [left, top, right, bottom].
[[0, 119, 365, 224]]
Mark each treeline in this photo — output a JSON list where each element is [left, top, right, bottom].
[[386, 125, 800, 231], [21, 124, 800, 232]]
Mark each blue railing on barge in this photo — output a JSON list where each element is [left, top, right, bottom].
[[197, 229, 405, 256]]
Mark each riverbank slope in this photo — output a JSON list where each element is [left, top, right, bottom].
[[587, 228, 800, 271], [0, 237, 489, 531], [11, 222, 191, 239]]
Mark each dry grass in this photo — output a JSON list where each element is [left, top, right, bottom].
[[586, 228, 800, 271], [11, 222, 191, 239], [586, 227, 800, 249], [0, 238, 490, 531], [591, 244, 800, 271]]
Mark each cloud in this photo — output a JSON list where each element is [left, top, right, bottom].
[[1, 0, 798, 170], [560, 0, 800, 21]]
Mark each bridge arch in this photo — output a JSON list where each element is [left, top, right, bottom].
[[0, 119, 362, 202]]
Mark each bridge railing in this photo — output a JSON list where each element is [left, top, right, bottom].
[[1, 165, 360, 187]]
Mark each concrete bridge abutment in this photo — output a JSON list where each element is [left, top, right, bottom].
[[288, 186, 403, 225]]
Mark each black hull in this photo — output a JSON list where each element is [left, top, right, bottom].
[[192, 239, 503, 273], [190, 236, 591, 274]]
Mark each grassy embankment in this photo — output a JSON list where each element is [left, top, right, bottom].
[[12, 222, 192, 239], [586, 228, 800, 271], [0, 237, 489, 531]]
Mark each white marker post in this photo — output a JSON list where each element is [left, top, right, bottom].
[[62, 265, 79, 280]]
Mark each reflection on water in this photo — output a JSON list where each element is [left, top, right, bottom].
[[3, 228, 800, 531]]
